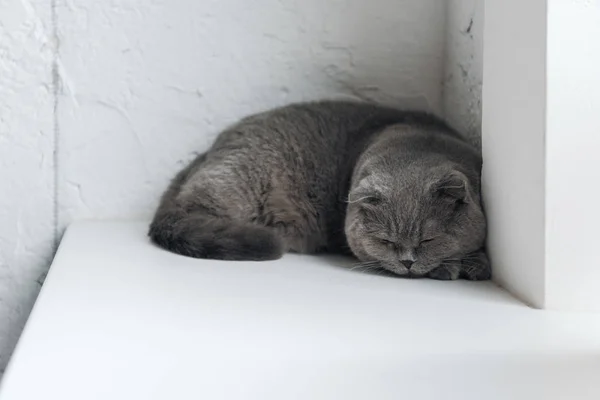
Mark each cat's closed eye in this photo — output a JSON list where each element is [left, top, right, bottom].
[[379, 238, 396, 247], [363, 196, 382, 206], [419, 238, 436, 245]]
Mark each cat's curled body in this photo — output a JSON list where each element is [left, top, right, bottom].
[[150, 101, 490, 280]]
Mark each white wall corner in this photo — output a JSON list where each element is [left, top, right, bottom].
[[442, 0, 484, 148], [484, 0, 600, 311]]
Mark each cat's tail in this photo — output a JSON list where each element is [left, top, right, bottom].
[[148, 209, 284, 261]]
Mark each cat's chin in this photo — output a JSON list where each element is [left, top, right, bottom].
[[381, 268, 429, 279], [396, 272, 428, 279], [379, 262, 439, 278]]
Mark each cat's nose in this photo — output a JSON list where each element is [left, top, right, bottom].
[[401, 260, 414, 270]]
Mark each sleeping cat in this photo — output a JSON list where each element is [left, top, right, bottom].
[[149, 101, 490, 280]]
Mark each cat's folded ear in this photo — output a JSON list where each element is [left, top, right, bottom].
[[431, 170, 470, 203], [348, 175, 388, 207]]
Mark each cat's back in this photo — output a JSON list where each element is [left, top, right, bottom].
[[205, 100, 467, 194], [212, 100, 442, 151]]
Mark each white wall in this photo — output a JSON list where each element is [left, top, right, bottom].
[[482, 0, 548, 308], [0, 0, 449, 376], [546, 0, 600, 311], [0, 0, 55, 374], [443, 0, 483, 148], [483, 0, 600, 311], [56, 0, 446, 229]]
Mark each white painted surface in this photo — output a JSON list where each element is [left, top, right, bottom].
[[482, 0, 548, 308], [56, 0, 446, 229], [0, 0, 55, 374], [484, 0, 600, 311], [545, 0, 600, 311], [443, 0, 484, 147], [2, 222, 600, 400]]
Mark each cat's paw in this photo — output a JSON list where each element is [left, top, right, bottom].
[[461, 250, 491, 281], [428, 264, 461, 281]]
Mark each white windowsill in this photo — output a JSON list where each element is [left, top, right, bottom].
[[1, 222, 600, 399]]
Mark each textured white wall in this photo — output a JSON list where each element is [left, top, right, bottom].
[[443, 0, 483, 147], [0, 0, 55, 375], [56, 0, 446, 229], [0, 0, 456, 376]]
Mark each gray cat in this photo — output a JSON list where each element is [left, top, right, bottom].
[[149, 101, 490, 280]]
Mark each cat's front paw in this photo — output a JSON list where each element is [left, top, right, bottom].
[[428, 264, 461, 281], [460, 250, 491, 281]]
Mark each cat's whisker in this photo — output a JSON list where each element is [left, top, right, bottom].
[[372, 269, 390, 276], [459, 261, 484, 268], [358, 267, 379, 274], [439, 261, 461, 267], [350, 260, 379, 267], [349, 260, 391, 276], [350, 261, 381, 271], [346, 196, 377, 204], [461, 256, 483, 261], [461, 264, 483, 274]]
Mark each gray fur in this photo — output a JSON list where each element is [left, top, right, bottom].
[[149, 100, 490, 280]]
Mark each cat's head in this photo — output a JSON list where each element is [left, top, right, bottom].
[[345, 164, 486, 277]]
